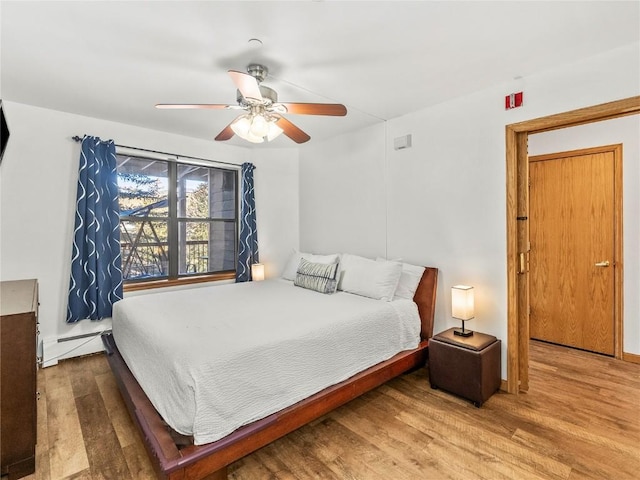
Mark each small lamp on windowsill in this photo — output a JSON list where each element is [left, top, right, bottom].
[[251, 263, 265, 281], [452, 285, 474, 337]]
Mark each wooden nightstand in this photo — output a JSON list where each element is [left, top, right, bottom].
[[428, 327, 501, 407]]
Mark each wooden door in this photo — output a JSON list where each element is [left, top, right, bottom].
[[529, 146, 618, 356]]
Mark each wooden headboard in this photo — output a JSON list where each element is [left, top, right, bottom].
[[413, 267, 438, 340]]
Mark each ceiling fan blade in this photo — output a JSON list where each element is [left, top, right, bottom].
[[155, 104, 232, 109], [214, 122, 235, 141], [228, 70, 263, 102], [275, 116, 311, 144], [276, 103, 347, 116]]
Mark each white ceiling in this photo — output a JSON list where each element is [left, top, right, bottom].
[[1, 1, 638, 148]]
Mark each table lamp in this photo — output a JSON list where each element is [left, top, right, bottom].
[[251, 263, 265, 281], [452, 285, 474, 337]]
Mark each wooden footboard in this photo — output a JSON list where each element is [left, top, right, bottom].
[[103, 266, 438, 479]]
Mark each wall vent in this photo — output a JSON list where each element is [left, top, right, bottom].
[[394, 134, 412, 150]]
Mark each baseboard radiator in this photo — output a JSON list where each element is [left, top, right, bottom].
[[41, 330, 111, 368]]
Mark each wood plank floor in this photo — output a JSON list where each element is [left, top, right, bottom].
[[8, 340, 640, 480]]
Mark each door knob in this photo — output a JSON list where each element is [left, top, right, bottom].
[[595, 261, 610, 267]]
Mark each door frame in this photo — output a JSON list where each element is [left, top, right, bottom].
[[505, 95, 640, 394]]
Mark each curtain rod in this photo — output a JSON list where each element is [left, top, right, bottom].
[[71, 135, 246, 169]]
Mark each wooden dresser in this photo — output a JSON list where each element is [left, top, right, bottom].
[[1, 279, 38, 479]]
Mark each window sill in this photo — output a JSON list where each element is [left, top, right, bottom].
[[123, 272, 236, 292]]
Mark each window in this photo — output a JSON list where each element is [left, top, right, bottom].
[[116, 155, 237, 284]]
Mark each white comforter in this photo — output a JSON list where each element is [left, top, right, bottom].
[[112, 279, 420, 445]]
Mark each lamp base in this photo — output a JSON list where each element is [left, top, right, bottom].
[[453, 328, 474, 337]]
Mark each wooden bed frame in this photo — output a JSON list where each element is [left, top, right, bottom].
[[102, 267, 438, 480]]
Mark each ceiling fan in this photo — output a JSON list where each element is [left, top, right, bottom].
[[156, 64, 347, 144]]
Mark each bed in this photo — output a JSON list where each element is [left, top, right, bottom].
[[103, 264, 438, 480]]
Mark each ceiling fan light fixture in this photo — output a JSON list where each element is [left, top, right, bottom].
[[231, 113, 283, 143], [231, 115, 263, 143]]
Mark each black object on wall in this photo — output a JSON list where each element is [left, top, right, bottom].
[[0, 101, 10, 164]]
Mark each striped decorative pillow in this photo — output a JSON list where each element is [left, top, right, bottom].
[[294, 258, 339, 294]]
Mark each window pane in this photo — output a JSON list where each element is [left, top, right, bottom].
[[213, 170, 236, 220], [177, 165, 236, 219], [117, 156, 169, 217], [210, 221, 237, 271], [120, 219, 168, 280], [178, 221, 236, 275]]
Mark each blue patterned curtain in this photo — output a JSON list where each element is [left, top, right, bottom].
[[236, 162, 259, 282], [67, 136, 123, 322]]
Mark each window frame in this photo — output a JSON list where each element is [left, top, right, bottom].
[[116, 154, 239, 291]]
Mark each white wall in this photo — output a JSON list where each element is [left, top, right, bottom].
[[250, 147, 300, 278], [299, 43, 640, 376], [300, 122, 387, 257], [0, 102, 299, 364], [528, 115, 640, 354]]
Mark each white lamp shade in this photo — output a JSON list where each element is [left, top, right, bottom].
[[251, 263, 265, 281], [249, 114, 269, 137], [452, 285, 474, 320], [230, 115, 251, 136], [266, 121, 284, 141]]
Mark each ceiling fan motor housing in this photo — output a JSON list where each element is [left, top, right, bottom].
[[236, 85, 278, 106], [247, 64, 268, 83]]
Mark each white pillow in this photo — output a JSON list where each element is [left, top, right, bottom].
[[376, 258, 425, 300], [395, 263, 426, 300], [282, 250, 340, 281], [339, 254, 402, 301]]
